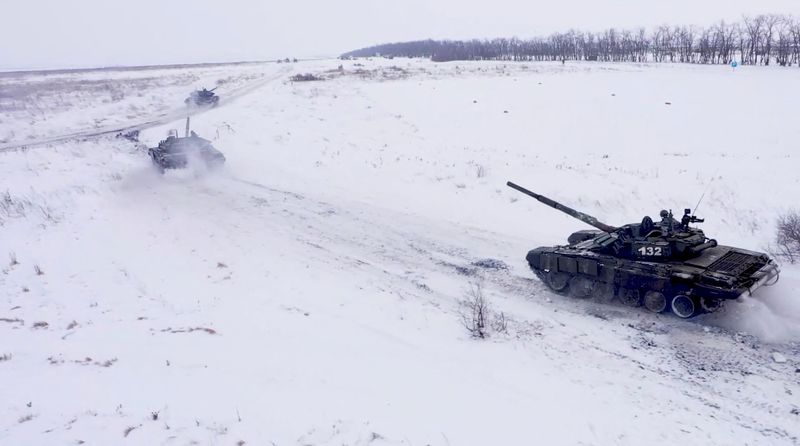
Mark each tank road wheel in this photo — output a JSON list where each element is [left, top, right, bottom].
[[546, 272, 571, 293], [593, 282, 616, 304], [671, 295, 697, 319], [569, 276, 596, 298], [618, 288, 642, 307], [700, 297, 723, 313], [643, 291, 668, 313]]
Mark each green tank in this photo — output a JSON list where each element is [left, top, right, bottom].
[[185, 87, 219, 107], [507, 181, 780, 318], [147, 118, 225, 174]]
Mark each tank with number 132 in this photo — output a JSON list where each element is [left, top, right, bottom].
[[507, 181, 780, 318]]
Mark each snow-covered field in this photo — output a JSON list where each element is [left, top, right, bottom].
[[0, 62, 286, 146], [1, 59, 799, 445]]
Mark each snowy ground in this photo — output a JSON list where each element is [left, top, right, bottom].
[[0, 62, 287, 146], [1, 59, 799, 445]]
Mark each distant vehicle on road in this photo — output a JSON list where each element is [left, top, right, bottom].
[[184, 87, 219, 107]]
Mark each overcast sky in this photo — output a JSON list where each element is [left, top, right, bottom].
[[3, 0, 800, 69]]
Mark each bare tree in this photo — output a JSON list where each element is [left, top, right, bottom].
[[714, 21, 737, 64], [735, 23, 748, 63], [460, 283, 507, 339], [676, 26, 696, 63], [762, 14, 784, 65], [775, 16, 794, 66], [461, 283, 489, 338], [743, 15, 765, 64], [775, 211, 800, 263], [790, 18, 800, 66]]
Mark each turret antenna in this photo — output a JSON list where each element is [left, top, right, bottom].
[[692, 170, 717, 215], [692, 191, 706, 216]]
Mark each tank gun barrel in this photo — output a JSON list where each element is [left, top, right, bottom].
[[506, 181, 618, 233]]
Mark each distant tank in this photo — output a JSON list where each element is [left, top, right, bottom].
[[116, 129, 140, 142], [184, 87, 219, 107], [148, 118, 225, 173], [507, 181, 780, 318]]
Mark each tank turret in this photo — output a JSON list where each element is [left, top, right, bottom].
[[506, 180, 779, 318], [507, 181, 715, 261]]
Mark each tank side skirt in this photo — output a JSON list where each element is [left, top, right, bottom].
[[528, 250, 749, 302]]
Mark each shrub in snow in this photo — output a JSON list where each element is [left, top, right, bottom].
[[461, 283, 507, 339], [17, 415, 34, 424], [461, 283, 488, 338], [775, 211, 800, 263], [290, 73, 324, 82]]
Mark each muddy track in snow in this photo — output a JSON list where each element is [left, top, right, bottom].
[[231, 175, 800, 344], [0, 67, 290, 153]]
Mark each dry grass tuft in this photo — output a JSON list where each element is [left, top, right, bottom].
[[18, 414, 34, 423], [123, 425, 139, 437], [162, 326, 218, 335]]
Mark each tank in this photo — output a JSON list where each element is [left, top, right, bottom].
[[184, 87, 219, 107], [507, 181, 780, 318], [148, 118, 225, 173]]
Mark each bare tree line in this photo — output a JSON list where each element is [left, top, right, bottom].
[[341, 14, 800, 66]]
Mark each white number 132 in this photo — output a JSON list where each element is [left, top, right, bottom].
[[638, 246, 662, 256]]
